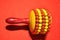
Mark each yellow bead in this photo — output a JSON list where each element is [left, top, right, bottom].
[[45, 16, 48, 19], [38, 29, 41, 32], [45, 26, 48, 29], [44, 29, 47, 32], [42, 9, 48, 15], [39, 17, 42, 19], [46, 20, 49, 22], [39, 24, 42, 26], [39, 20, 42, 22], [46, 23, 48, 25], [36, 8, 42, 16], [38, 27, 41, 29]]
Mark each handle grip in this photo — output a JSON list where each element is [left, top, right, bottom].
[[6, 17, 29, 24]]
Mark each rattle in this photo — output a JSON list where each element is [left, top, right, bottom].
[[6, 8, 52, 35]]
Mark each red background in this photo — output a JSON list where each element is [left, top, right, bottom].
[[0, 0, 60, 40]]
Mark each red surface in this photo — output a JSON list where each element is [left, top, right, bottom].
[[0, 0, 60, 40]]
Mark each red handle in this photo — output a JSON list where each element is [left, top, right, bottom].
[[6, 17, 29, 24]]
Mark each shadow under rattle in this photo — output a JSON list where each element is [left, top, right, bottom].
[[6, 25, 46, 40]]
